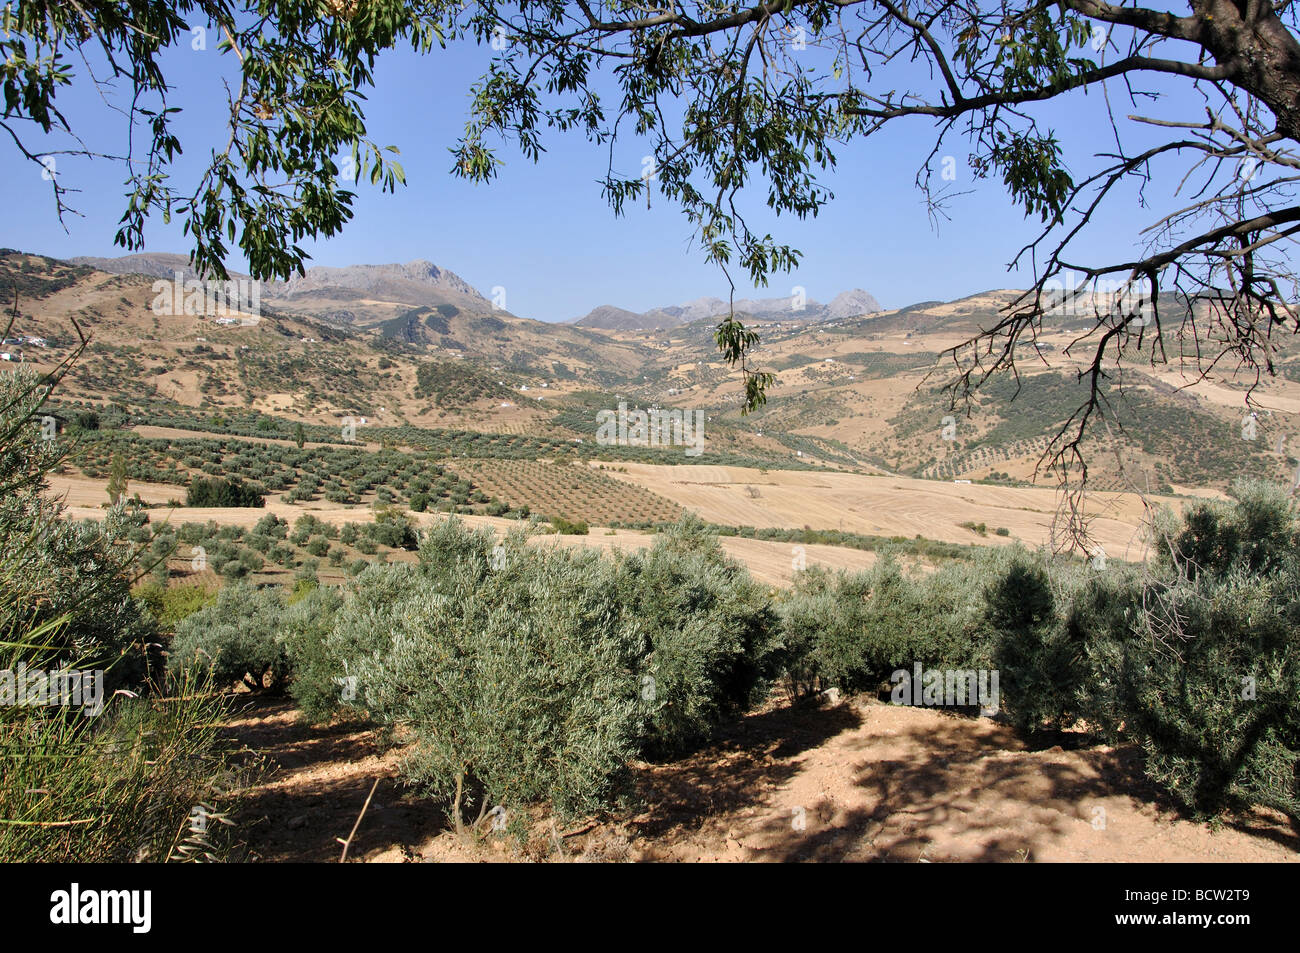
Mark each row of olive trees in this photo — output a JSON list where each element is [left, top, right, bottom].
[[782, 481, 1300, 821], [172, 484, 1299, 826], [171, 515, 780, 822]]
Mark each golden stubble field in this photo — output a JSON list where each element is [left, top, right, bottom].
[[587, 461, 1215, 562]]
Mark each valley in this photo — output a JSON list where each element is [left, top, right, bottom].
[[10, 246, 1291, 579], [7, 247, 1299, 867], [8, 0, 1300, 883]]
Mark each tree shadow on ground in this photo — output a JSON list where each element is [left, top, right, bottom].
[[222, 695, 1297, 862], [223, 697, 447, 863], [630, 700, 1297, 862], [629, 700, 863, 841]]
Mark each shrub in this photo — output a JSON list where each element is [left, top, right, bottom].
[[981, 481, 1300, 820], [245, 533, 273, 554], [169, 582, 289, 691], [0, 369, 241, 862], [289, 515, 321, 545], [186, 476, 264, 508], [1118, 568, 1300, 819], [0, 666, 240, 862], [282, 585, 346, 722], [416, 516, 496, 581], [134, 581, 218, 633], [785, 554, 995, 697], [295, 517, 784, 819], [349, 545, 645, 820], [219, 557, 248, 580], [614, 516, 780, 755], [368, 505, 419, 549], [1105, 483, 1300, 818], [0, 413, 155, 692], [285, 561, 431, 726], [254, 513, 289, 539], [295, 559, 320, 585], [987, 554, 1085, 735], [550, 515, 589, 535], [775, 567, 837, 699]]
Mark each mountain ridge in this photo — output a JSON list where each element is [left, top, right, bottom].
[[573, 288, 884, 330], [70, 254, 491, 321], [67, 252, 882, 330]]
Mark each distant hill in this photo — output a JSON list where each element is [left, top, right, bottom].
[[11, 247, 1291, 493], [573, 288, 883, 329], [573, 304, 647, 330], [69, 254, 492, 327], [70, 252, 223, 284], [2, 247, 660, 413], [71, 253, 884, 330], [267, 259, 489, 311]]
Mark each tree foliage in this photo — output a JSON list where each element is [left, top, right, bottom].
[[169, 580, 290, 691], [0, 368, 154, 691], [781, 484, 1300, 820], [186, 475, 264, 507], [281, 517, 783, 819]]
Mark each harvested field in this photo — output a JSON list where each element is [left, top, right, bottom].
[[593, 462, 1215, 561], [48, 476, 875, 587]]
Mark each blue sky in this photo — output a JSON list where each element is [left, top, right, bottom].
[[1, 23, 1206, 323]]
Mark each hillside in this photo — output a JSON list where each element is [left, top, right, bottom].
[[6, 249, 1298, 496]]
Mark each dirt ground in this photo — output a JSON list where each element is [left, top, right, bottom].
[[223, 696, 1298, 863]]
